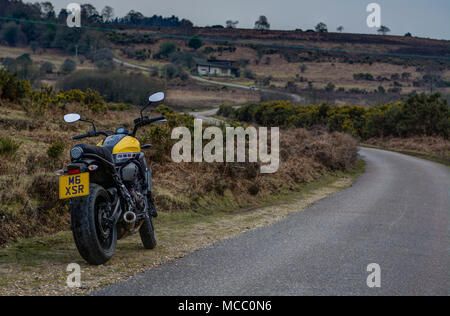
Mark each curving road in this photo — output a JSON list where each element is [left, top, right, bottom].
[[96, 148, 449, 296], [113, 58, 304, 103]]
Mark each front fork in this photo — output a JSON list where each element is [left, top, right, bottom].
[[146, 169, 158, 217]]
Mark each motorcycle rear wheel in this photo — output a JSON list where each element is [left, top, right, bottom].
[[71, 184, 118, 265]]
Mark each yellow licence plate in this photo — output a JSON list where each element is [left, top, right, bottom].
[[59, 173, 90, 199]]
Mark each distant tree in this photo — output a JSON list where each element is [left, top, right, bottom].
[[377, 25, 391, 35], [123, 10, 144, 25], [404, 32, 412, 37], [60, 59, 77, 74], [81, 4, 101, 24], [180, 19, 194, 29], [226, 20, 239, 29], [188, 36, 203, 50], [2, 23, 20, 46], [40, 2, 56, 20], [337, 26, 344, 33], [30, 41, 39, 53], [93, 48, 115, 71], [254, 16, 270, 31], [315, 22, 328, 33], [101, 6, 114, 22]]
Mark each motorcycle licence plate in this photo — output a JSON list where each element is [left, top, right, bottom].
[[59, 173, 90, 199]]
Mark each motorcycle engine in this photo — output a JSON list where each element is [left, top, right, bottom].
[[121, 162, 146, 213], [131, 189, 146, 212], [120, 162, 139, 183]]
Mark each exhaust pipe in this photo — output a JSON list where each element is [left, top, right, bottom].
[[123, 211, 137, 230]]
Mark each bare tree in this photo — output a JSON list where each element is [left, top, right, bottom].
[[337, 26, 344, 33], [101, 6, 114, 23], [226, 20, 239, 29], [377, 25, 391, 35], [254, 16, 270, 31]]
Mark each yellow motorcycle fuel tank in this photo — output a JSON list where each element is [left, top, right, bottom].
[[99, 134, 141, 154], [112, 136, 141, 153]]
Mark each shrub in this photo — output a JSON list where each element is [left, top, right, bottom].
[[0, 136, 20, 157], [40, 62, 55, 74], [299, 64, 307, 73], [162, 64, 187, 80], [169, 51, 205, 69], [47, 139, 65, 160], [91, 48, 116, 71], [60, 59, 77, 74], [229, 93, 450, 139], [243, 68, 255, 79], [188, 36, 203, 50], [0, 69, 31, 102], [156, 41, 177, 59], [325, 83, 335, 92], [217, 104, 234, 117], [353, 73, 375, 81]]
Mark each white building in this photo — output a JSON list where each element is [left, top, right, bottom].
[[195, 59, 239, 77]]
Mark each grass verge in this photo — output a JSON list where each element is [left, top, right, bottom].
[[360, 144, 450, 167], [0, 160, 365, 295]]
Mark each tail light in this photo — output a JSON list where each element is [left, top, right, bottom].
[[68, 169, 80, 175]]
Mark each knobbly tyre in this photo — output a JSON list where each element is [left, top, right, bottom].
[[56, 92, 167, 265]]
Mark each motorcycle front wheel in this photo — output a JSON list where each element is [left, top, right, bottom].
[[139, 216, 157, 249], [71, 183, 117, 265]]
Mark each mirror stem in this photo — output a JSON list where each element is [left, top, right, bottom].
[[80, 119, 97, 132]]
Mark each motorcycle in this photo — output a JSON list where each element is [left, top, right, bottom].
[[57, 92, 167, 265]]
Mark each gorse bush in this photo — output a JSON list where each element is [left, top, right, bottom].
[[25, 85, 107, 114], [225, 93, 449, 139], [0, 136, 20, 157], [0, 69, 31, 102], [47, 139, 65, 160]]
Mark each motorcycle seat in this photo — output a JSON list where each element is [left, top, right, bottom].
[[75, 144, 114, 164]]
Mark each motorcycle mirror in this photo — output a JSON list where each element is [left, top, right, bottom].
[[149, 92, 165, 103], [64, 113, 81, 123]]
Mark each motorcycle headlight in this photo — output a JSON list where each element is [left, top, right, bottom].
[[71, 147, 83, 160]]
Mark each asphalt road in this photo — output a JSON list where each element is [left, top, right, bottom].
[[96, 148, 449, 296]]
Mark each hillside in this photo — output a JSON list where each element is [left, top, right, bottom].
[[1, 15, 450, 108]]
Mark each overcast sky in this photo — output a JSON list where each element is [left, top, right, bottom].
[[50, 0, 450, 40]]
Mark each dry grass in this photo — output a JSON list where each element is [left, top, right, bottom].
[[166, 85, 259, 108], [0, 102, 358, 246], [364, 136, 450, 165]]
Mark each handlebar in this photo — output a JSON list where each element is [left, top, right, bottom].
[[72, 116, 167, 140], [132, 115, 166, 136], [73, 130, 110, 140]]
